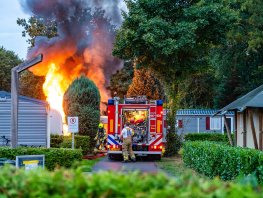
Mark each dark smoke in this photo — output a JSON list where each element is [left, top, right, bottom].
[[20, 0, 125, 101]]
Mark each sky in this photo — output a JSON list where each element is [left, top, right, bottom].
[[0, 0, 30, 59]]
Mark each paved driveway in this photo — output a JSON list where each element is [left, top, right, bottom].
[[92, 156, 160, 173]]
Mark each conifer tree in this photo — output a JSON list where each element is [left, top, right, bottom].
[[63, 76, 100, 141], [127, 68, 164, 100]]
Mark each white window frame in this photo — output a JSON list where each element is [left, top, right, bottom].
[[210, 117, 221, 130]]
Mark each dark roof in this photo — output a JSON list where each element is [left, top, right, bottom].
[[0, 91, 48, 106], [177, 109, 234, 116], [216, 84, 263, 114]]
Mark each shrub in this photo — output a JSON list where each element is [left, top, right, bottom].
[[183, 141, 263, 182], [75, 135, 91, 154], [50, 134, 64, 148], [184, 133, 234, 144], [0, 147, 82, 170], [59, 135, 91, 155], [0, 167, 262, 197], [63, 76, 100, 142], [164, 132, 182, 157]]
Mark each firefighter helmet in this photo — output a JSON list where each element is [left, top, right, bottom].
[[98, 123, 104, 128]]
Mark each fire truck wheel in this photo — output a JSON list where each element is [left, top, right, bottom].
[[108, 154, 114, 160]]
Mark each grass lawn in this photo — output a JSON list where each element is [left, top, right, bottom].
[[156, 154, 205, 178], [74, 158, 101, 172]]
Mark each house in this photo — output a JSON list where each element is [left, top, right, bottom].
[[176, 109, 235, 134], [215, 85, 263, 150], [0, 91, 50, 147]]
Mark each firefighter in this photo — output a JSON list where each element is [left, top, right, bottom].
[[94, 123, 106, 154], [120, 123, 136, 162]]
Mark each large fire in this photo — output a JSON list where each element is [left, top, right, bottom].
[[43, 63, 71, 135], [22, 0, 124, 135]]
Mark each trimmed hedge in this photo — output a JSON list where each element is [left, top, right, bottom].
[[0, 167, 262, 197], [51, 135, 91, 155], [183, 141, 263, 182], [60, 135, 91, 155], [50, 134, 64, 148], [0, 147, 82, 170], [184, 133, 234, 143]]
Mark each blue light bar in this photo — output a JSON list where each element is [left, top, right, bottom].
[[157, 100, 163, 106], [108, 99, 114, 105]]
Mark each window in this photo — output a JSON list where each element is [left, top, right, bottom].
[[206, 117, 210, 130], [210, 117, 221, 130], [176, 120, 183, 128]]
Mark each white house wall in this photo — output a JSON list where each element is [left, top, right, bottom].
[[176, 115, 234, 134]]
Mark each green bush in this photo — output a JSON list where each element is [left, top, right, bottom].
[[184, 133, 234, 143], [63, 76, 100, 141], [0, 147, 82, 170], [0, 167, 262, 197], [183, 141, 263, 182], [164, 132, 182, 157], [50, 134, 64, 148], [59, 135, 91, 155]]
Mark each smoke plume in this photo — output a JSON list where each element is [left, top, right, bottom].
[[20, 0, 125, 103]]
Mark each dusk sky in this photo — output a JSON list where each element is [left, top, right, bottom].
[[0, 0, 30, 59]]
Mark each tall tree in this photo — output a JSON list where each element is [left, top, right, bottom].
[[17, 16, 57, 47], [211, 0, 263, 108], [108, 61, 134, 98], [63, 76, 100, 142], [177, 70, 216, 108], [113, 0, 237, 100], [127, 68, 165, 100], [19, 70, 46, 100], [0, 47, 22, 91]]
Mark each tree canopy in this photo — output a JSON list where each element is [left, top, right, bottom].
[[113, 0, 237, 94], [17, 16, 57, 47], [127, 67, 164, 100], [113, 0, 263, 110], [19, 70, 46, 100], [108, 61, 134, 98], [0, 47, 22, 92]]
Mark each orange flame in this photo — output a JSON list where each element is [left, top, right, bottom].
[[43, 63, 71, 135]]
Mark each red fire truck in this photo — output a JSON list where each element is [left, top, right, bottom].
[[107, 96, 164, 160]]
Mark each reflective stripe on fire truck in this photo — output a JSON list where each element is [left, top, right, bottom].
[[107, 135, 120, 145], [149, 134, 162, 145]]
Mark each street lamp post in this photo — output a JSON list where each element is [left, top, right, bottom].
[[11, 54, 43, 148]]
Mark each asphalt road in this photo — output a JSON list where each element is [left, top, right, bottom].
[[92, 156, 160, 173]]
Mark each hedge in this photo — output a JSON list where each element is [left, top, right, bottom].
[[183, 141, 263, 182], [51, 135, 91, 155], [50, 134, 64, 148], [184, 133, 234, 143], [0, 147, 82, 170], [0, 167, 262, 197]]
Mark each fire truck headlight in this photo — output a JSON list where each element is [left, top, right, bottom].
[[159, 145, 162, 149], [154, 146, 157, 149]]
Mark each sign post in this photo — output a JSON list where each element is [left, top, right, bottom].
[[68, 117, 79, 149]]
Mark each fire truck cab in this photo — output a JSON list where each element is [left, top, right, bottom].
[[107, 96, 164, 160]]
